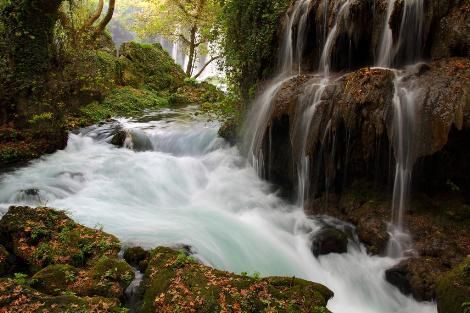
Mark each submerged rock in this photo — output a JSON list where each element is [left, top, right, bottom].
[[436, 257, 470, 313], [140, 246, 333, 313], [311, 226, 348, 257]]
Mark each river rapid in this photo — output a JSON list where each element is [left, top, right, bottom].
[[0, 106, 436, 313]]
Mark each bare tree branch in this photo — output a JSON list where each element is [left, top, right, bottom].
[[95, 0, 115, 34], [193, 55, 221, 79], [83, 0, 104, 29]]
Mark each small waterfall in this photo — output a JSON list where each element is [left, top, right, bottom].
[[293, 78, 328, 207], [376, 0, 425, 67], [394, 0, 425, 64], [319, 0, 352, 76], [279, 0, 311, 74], [376, 0, 397, 67], [245, 0, 312, 174], [386, 67, 422, 257]]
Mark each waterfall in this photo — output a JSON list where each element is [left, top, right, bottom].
[[244, 0, 311, 174], [319, 0, 352, 76], [377, 0, 425, 67], [376, 0, 397, 67]]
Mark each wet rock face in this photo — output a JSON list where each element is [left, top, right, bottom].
[[140, 246, 333, 313], [282, 0, 467, 73], [260, 58, 470, 198], [311, 226, 349, 256], [430, 1, 470, 60]]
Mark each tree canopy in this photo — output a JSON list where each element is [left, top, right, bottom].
[[133, 0, 222, 77]]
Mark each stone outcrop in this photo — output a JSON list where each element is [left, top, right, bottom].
[[261, 57, 469, 196]]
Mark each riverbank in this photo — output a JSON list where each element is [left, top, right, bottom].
[[0, 206, 333, 313]]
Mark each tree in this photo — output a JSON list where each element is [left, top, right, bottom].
[[58, 0, 116, 48], [135, 0, 221, 77]]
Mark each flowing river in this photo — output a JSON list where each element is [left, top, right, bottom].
[[0, 106, 436, 313]]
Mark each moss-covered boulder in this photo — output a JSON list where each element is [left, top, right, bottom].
[[0, 206, 120, 272], [32, 256, 134, 299], [436, 257, 470, 313], [0, 278, 126, 313], [119, 42, 185, 92], [140, 246, 333, 313]]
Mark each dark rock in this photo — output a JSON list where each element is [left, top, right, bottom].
[[110, 130, 127, 147], [431, 1, 470, 60], [218, 118, 238, 145], [0, 245, 10, 276], [311, 226, 348, 256], [436, 257, 470, 313], [123, 246, 149, 268]]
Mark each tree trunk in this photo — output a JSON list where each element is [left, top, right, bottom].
[[83, 0, 104, 29], [186, 25, 198, 76], [95, 0, 115, 34]]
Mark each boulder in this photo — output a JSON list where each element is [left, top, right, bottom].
[[32, 256, 134, 299], [311, 226, 349, 256], [140, 246, 333, 313], [385, 258, 440, 301], [436, 257, 470, 313], [0, 206, 120, 272]]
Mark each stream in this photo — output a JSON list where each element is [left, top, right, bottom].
[[0, 106, 436, 313]]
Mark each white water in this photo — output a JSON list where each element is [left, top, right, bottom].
[[0, 107, 435, 313]]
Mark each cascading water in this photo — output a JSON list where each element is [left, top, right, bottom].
[[376, 0, 397, 67], [0, 106, 436, 313], [374, 0, 425, 256], [377, 0, 425, 67]]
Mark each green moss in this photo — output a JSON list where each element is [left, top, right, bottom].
[[0, 206, 121, 272], [32, 264, 78, 295], [80, 87, 169, 122], [118, 42, 185, 92], [140, 246, 332, 313], [90, 256, 134, 287], [436, 257, 470, 313]]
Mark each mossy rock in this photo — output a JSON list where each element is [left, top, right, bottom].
[[0, 278, 126, 313], [140, 246, 333, 313], [80, 87, 169, 123], [118, 42, 185, 92], [436, 257, 470, 313], [32, 257, 134, 300], [0, 206, 120, 273], [32, 264, 77, 295]]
